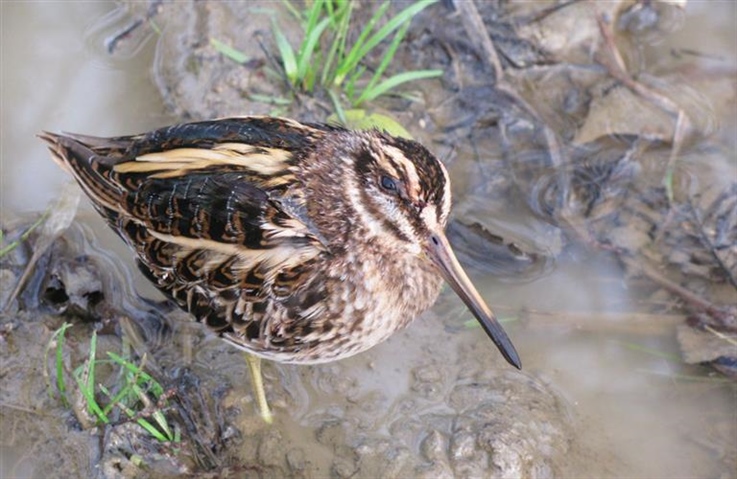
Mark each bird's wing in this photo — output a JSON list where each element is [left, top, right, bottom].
[[40, 117, 330, 250], [40, 118, 333, 343]]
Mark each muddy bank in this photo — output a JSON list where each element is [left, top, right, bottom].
[[2, 217, 579, 477]]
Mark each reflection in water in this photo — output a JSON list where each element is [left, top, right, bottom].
[[1, 1, 172, 214]]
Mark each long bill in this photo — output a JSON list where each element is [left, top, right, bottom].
[[426, 231, 522, 369]]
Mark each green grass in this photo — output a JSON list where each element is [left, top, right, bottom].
[[46, 325, 178, 443], [0, 211, 49, 257], [212, 0, 442, 110], [44, 322, 73, 407], [209, 38, 250, 64], [617, 340, 682, 362], [464, 316, 519, 329], [326, 109, 413, 138]]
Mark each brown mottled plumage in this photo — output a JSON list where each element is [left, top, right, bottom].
[[40, 117, 520, 368]]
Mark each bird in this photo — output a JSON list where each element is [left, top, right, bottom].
[[40, 116, 521, 419]]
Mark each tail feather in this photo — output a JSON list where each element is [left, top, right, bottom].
[[38, 131, 123, 214], [54, 131, 137, 160]]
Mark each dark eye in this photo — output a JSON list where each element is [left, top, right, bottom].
[[380, 175, 397, 191]]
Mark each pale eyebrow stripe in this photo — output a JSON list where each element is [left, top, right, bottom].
[[372, 140, 401, 179], [437, 159, 451, 221], [383, 144, 421, 199]]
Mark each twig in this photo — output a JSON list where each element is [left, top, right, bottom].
[[663, 108, 689, 204], [454, 0, 569, 210], [454, 0, 504, 84], [594, 9, 692, 128], [106, 0, 164, 54], [503, 308, 685, 335], [704, 325, 737, 347], [594, 6, 697, 248], [687, 199, 737, 290], [496, 83, 566, 169], [254, 31, 301, 102], [124, 387, 177, 426], [514, 0, 582, 26], [0, 402, 44, 415], [621, 256, 736, 328]]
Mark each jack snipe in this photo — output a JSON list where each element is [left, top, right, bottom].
[[40, 116, 520, 376]]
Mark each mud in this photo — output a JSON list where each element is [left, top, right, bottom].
[[2, 217, 580, 478]]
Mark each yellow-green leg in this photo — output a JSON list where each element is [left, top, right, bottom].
[[244, 353, 273, 424]]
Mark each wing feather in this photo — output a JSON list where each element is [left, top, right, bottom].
[[40, 118, 335, 354]]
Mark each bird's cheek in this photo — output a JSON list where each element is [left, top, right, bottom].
[[406, 241, 423, 256]]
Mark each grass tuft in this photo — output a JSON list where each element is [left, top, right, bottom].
[[213, 0, 441, 110], [47, 326, 177, 442]]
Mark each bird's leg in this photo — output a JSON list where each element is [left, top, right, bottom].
[[245, 353, 273, 423]]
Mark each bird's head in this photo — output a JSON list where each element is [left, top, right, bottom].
[[318, 129, 521, 369]]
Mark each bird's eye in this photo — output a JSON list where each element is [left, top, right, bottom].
[[380, 175, 397, 192]]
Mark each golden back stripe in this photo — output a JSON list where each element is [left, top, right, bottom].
[[113, 145, 293, 176]]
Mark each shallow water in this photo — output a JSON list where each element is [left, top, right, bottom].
[[1, 2, 736, 478], [1, 1, 172, 215]]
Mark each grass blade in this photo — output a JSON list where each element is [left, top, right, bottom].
[[131, 382, 173, 441], [356, 69, 442, 105], [327, 89, 347, 125], [272, 20, 298, 84], [327, 109, 413, 138], [321, 0, 353, 86], [44, 323, 72, 405], [248, 93, 292, 105], [101, 381, 134, 416], [209, 38, 249, 64], [617, 340, 682, 362], [354, 0, 436, 70], [136, 418, 170, 442], [113, 393, 171, 442], [345, 65, 366, 100], [356, 20, 410, 105], [107, 352, 163, 397], [296, 17, 331, 89], [301, 0, 324, 37], [280, 0, 301, 22], [151, 410, 173, 441], [334, 1, 390, 86], [54, 325, 70, 406], [74, 331, 109, 424], [0, 211, 49, 257]]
